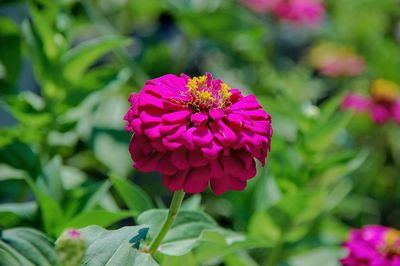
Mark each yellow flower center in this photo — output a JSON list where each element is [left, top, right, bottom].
[[370, 79, 399, 104], [186, 75, 232, 111], [381, 229, 400, 256]]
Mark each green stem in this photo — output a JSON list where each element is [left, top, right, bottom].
[[148, 190, 185, 255]]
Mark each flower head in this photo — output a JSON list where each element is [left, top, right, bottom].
[[341, 225, 400, 266], [341, 79, 400, 124], [273, 0, 325, 27], [309, 43, 365, 77], [241, 0, 324, 27], [124, 73, 273, 195]]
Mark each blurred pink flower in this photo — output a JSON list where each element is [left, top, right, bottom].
[[341, 79, 400, 124], [273, 0, 325, 26], [310, 43, 365, 77], [124, 73, 272, 195], [241, 0, 324, 27], [341, 225, 400, 266]]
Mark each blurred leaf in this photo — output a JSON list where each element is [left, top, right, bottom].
[[286, 247, 344, 266], [0, 202, 37, 228], [0, 165, 26, 181], [181, 194, 202, 211], [194, 230, 270, 264], [0, 227, 60, 266], [110, 174, 153, 215], [61, 36, 130, 83], [305, 112, 352, 152], [161, 252, 196, 266], [82, 181, 112, 212], [25, 177, 63, 236], [61, 210, 132, 232], [249, 190, 326, 244], [79, 225, 157, 266], [0, 141, 41, 179], [253, 169, 282, 211], [37, 156, 64, 202], [92, 128, 132, 177], [224, 251, 259, 266], [0, 16, 21, 91]]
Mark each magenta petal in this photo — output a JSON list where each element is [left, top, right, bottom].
[[230, 95, 262, 111], [131, 118, 143, 134], [180, 127, 196, 150], [209, 159, 224, 178], [192, 126, 213, 146], [157, 153, 177, 175], [163, 169, 189, 191], [162, 110, 191, 123], [159, 124, 180, 135], [139, 109, 163, 123], [209, 108, 225, 120], [214, 120, 238, 146], [183, 166, 210, 193], [187, 150, 209, 167], [201, 141, 222, 160], [171, 148, 189, 170], [134, 152, 163, 172], [191, 113, 208, 125], [162, 138, 182, 150], [166, 126, 186, 141], [210, 177, 230, 195], [143, 124, 162, 139]]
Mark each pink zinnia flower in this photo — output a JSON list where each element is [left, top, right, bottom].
[[341, 225, 400, 266], [124, 73, 273, 195], [310, 43, 365, 77], [342, 79, 400, 124], [273, 0, 325, 27]]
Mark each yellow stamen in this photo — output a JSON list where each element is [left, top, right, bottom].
[[219, 83, 232, 108], [186, 75, 232, 110], [382, 229, 400, 255], [370, 79, 399, 103]]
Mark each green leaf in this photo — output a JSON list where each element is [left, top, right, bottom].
[[305, 112, 352, 152], [137, 209, 221, 256], [110, 174, 153, 215], [91, 128, 132, 177], [249, 190, 326, 244], [61, 210, 133, 232], [24, 178, 63, 236], [82, 181, 112, 212], [37, 156, 64, 203], [0, 227, 60, 266], [160, 252, 196, 266], [0, 141, 41, 179], [181, 194, 202, 211], [0, 17, 21, 90], [0, 202, 37, 228], [61, 36, 131, 82], [78, 225, 157, 266], [286, 247, 345, 266], [194, 230, 270, 264]]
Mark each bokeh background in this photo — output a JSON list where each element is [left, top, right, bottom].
[[1, 0, 400, 265]]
